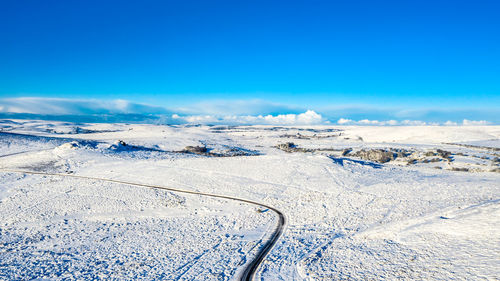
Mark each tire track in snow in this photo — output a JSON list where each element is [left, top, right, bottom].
[[0, 169, 286, 281], [0, 148, 54, 158]]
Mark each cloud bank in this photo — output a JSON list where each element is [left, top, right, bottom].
[[171, 110, 323, 125], [0, 97, 170, 115], [0, 97, 496, 126], [336, 118, 491, 126]]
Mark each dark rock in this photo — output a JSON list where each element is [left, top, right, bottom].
[[407, 159, 417, 165], [277, 142, 296, 150], [353, 149, 395, 163], [183, 146, 208, 154], [276, 142, 313, 153], [436, 149, 452, 158], [341, 148, 352, 156], [451, 167, 469, 172], [425, 151, 436, 157]]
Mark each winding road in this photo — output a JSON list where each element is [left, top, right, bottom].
[[0, 168, 286, 281]]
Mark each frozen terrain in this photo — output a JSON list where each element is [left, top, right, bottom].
[[0, 119, 499, 280]]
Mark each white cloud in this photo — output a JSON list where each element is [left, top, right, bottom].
[[337, 118, 404, 126], [266, 110, 323, 125], [462, 119, 491, 126], [337, 118, 353, 125], [336, 118, 455, 126], [444, 120, 458, 126], [184, 115, 220, 123], [358, 119, 381, 125], [170, 110, 324, 125], [400, 120, 427, 126]]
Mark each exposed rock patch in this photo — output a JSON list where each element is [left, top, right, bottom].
[[181, 145, 259, 157], [276, 142, 313, 153], [182, 146, 208, 154], [274, 142, 499, 173], [278, 133, 341, 140], [341, 148, 352, 156], [351, 149, 395, 163], [276, 142, 344, 153], [451, 167, 469, 172], [436, 149, 452, 159]]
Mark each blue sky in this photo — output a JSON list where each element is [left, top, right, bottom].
[[0, 0, 499, 123]]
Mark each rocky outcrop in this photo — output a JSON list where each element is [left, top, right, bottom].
[[352, 149, 395, 163], [181, 145, 258, 157], [436, 149, 452, 158], [182, 146, 208, 154], [451, 167, 469, 172], [277, 142, 296, 151], [341, 148, 352, 156], [276, 142, 313, 153]]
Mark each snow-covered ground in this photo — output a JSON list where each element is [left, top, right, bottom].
[[1, 119, 499, 280]]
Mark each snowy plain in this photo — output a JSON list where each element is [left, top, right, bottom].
[[0, 119, 499, 280]]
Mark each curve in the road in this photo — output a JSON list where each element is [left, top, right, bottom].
[[0, 169, 286, 281]]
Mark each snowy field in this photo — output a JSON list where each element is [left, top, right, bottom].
[[1, 119, 499, 280]]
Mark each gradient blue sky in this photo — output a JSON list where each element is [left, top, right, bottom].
[[0, 0, 499, 121]]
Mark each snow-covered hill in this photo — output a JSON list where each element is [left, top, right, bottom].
[[1, 119, 499, 280]]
